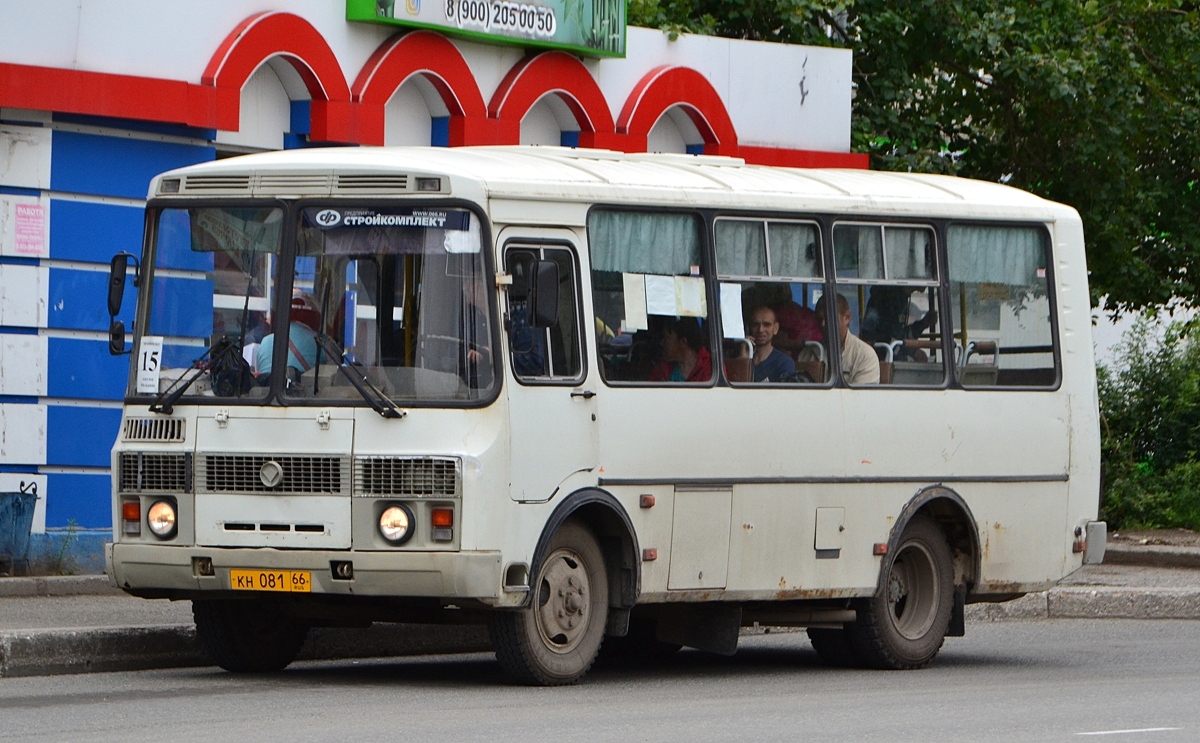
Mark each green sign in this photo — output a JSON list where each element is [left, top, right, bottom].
[[347, 0, 625, 58]]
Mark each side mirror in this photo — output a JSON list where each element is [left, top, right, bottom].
[[109, 320, 127, 355], [530, 259, 559, 328], [108, 253, 132, 317]]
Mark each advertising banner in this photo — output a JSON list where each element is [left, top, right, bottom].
[[347, 0, 625, 57]]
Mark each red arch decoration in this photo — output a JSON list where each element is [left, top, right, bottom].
[[617, 66, 738, 155], [202, 12, 353, 142], [352, 31, 489, 146], [488, 52, 621, 148]]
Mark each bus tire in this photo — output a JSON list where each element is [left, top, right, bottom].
[[846, 515, 953, 669], [192, 598, 309, 673], [806, 627, 861, 667], [489, 520, 609, 685]]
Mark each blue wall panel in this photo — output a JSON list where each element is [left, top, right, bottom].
[[45, 472, 112, 529], [49, 199, 145, 263], [155, 209, 216, 272], [148, 276, 214, 339], [48, 268, 136, 331], [46, 405, 121, 467], [50, 131, 214, 200], [47, 337, 129, 400]]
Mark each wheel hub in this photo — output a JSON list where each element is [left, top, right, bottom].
[[535, 550, 591, 652], [887, 542, 939, 640]]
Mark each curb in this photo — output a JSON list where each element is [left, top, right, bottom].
[[966, 586, 1200, 622], [0, 575, 120, 598], [0, 623, 492, 678], [1103, 544, 1200, 569]]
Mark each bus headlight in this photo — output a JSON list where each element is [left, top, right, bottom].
[[379, 504, 414, 545], [147, 500, 177, 539]]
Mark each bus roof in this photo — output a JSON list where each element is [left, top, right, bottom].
[[153, 146, 1072, 221]]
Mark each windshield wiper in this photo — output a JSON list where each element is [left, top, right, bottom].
[[149, 336, 243, 415], [317, 335, 405, 419]]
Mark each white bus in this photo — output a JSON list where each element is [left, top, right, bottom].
[[106, 146, 1105, 685]]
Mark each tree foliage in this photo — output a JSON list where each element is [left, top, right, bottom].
[[1099, 317, 1200, 528], [628, 0, 1200, 313]]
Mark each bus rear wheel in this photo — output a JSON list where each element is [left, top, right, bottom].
[[193, 598, 309, 673], [489, 520, 609, 685], [846, 515, 953, 670]]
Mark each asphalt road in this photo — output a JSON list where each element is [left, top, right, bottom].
[[0, 619, 1197, 743]]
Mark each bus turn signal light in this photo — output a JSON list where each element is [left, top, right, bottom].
[[431, 508, 454, 542], [122, 500, 141, 536]]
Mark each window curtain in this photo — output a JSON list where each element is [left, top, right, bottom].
[[884, 227, 934, 280], [715, 220, 766, 276], [834, 225, 883, 280], [589, 210, 701, 275], [947, 226, 1045, 285], [768, 222, 821, 279]]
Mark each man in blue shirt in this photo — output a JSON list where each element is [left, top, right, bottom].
[[749, 305, 796, 382], [256, 292, 319, 384]]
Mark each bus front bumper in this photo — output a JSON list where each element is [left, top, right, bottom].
[[108, 543, 503, 602]]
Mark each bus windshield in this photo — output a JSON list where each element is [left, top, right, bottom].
[[136, 203, 496, 405]]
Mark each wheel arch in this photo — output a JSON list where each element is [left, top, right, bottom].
[[531, 487, 640, 612], [883, 486, 981, 596]]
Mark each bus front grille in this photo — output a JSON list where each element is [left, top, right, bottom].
[[200, 455, 347, 495], [354, 456, 460, 497], [122, 417, 185, 442], [119, 452, 192, 493]]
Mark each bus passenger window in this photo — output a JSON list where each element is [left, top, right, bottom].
[[834, 223, 944, 387], [587, 209, 711, 385], [504, 246, 583, 382], [714, 217, 825, 384], [947, 225, 1057, 387]]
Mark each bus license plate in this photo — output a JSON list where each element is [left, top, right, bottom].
[[229, 569, 311, 593]]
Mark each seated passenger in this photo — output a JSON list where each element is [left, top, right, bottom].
[[860, 285, 938, 361], [650, 317, 712, 383], [256, 292, 320, 385], [799, 294, 880, 385], [766, 284, 822, 359], [747, 306, 796, 382]]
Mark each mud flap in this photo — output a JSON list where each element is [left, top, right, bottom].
[[656, 605, 742, 655], [948, 585, 966, 638], [607, 607, 630, 637]]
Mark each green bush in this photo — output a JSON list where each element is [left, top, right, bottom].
[[1099, 316, 1200, 530]]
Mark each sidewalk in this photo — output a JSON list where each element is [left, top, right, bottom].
[[2, 533, 1198, 678]]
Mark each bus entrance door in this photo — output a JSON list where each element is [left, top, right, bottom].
[[502, 235, 597, 502]]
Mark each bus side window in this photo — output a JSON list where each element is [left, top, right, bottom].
[[505, 245, 584, 383], [947, 225, 1058, 388], [587, 210, 709, 385], [833, 223, 944, 387], [714, 218, 825, 384]]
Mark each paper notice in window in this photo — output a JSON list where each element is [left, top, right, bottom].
[[675, 276, 706, 317], [720, 283, 744, 338], [644, 275, 677, 316], [136, 336, 164, 394], [622, 273, 648, 331]]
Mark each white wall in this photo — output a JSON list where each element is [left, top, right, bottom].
[[0, 3, 853, 153]]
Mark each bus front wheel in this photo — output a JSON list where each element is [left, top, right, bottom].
[[846, 515, 954, 669], [192, 598, 309, 673], [489, 520, 609, 685]]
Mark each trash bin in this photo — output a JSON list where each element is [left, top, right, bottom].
[[0, 482, 38, 576]]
